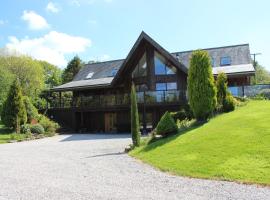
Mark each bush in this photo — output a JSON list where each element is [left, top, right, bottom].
[[39, 115, 59, 136], [187, 50, 217, 121], [156, 111, 178, 137], [259, 89, 270, 99], [21, 124, 31, 134], [23, 96, 39, 123], [30, 124, 45, 134], [170, 110, 187, 121], [223, 95, 235, 112]]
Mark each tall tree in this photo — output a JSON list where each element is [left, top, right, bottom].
[[187, 50, 217, 121], [1, 79, 27, 133], [62, 56, 83, 83], [0, 55, 45, 99], [0, 66, 14, 114], [131, 84, 140, 147], [39, 61, 62, 88]]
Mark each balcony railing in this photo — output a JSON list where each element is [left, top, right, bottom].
[[49, 90, 186, 109]]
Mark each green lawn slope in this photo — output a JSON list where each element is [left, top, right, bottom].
[[130, 100, 270, 185]]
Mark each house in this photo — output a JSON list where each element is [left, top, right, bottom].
[[48, 31, 255, 133]]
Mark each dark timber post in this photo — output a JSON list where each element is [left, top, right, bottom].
[[142, 91, 147, 134]]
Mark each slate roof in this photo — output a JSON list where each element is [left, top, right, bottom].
[[51, 34, 254, 91]]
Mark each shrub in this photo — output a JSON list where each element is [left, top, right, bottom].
[[170, 110, 187, 121], [1, 79, 27, 133], [131, 84, 140, 146], [39, 115, 59, 136], [30, 124, 45, 134], [223, 94, 235, 112], [187, 50, 217, 121], [216, 73, 228, 107], [259, 89, 270, 99], [21, 124, 31, 134], [23, 96, 39, 123], [156, 111, 178, 137]]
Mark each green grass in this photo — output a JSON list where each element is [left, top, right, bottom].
[[0, 122, 27, 144], [130, 100, 270, 185]]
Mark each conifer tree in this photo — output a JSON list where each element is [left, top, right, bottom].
[[187, 50, 217, 121], [62, 56, 82, 83], [1, 79, 27, 133], [130, 84, 140, 146]]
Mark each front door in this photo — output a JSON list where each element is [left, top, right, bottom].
[[104, 113, 117, 132]]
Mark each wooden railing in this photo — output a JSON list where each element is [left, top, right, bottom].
[[49, 90, 187, 109]]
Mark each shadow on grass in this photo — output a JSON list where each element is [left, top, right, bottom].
[[140, 122, 204, 153]]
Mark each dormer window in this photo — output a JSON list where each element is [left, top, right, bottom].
[[220, 56, 231, 66], [86, 72, 94, 79]]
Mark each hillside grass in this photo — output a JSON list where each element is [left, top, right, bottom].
[[130, 100, 270, 185]]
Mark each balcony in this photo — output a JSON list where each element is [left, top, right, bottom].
[[49, 90, 186, 109]]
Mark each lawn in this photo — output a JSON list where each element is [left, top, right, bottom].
[[0, 122, 27, 144], [130, 100, 270, 185]]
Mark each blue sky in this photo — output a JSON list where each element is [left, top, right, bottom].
[[0, 0, 269, 69]]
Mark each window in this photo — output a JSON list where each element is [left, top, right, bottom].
[[86, 72, 94, 79], [132, 53, 147, 78], [110, 69, 118, 77], [220, 56, 231, 66], [154, 51, 176, 75], [156, 82, 177, 91]]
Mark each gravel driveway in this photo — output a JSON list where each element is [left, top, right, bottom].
[[0, 134, 269, 200]]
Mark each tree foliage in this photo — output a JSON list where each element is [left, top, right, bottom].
[[0, 55, 45, 99], [216, 72, 228, 107], [156, 111, 178, 137], [23, 96, 39, 123], [187, 50, 217, 121], [39, 61, 62, 88], [62, 56, 82, 83], [1, 79, 27, 133], [216, 73, 235, 112], [0, 66, 14, 113], [131, 84, 140, 147], [251, 61, 270, 84]]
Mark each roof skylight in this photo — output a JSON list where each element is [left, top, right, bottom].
[[86, 72, 94, 79]]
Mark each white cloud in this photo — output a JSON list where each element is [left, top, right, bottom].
[[70, 0, 81, 7], [6, 31, 91, 67], [46, 2, 60, 13], [21, 10, 50, 30]]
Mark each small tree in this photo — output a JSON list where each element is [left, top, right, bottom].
[[187, 50, 217, 121], [216, 72, 228, 107], [1, 79, 27, 133], [62, 56, 82, 83], [130, 84, 140, 146], [156, 111, 178, 137], [216, 73, 235, 112]]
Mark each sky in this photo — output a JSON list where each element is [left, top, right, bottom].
[[0, 0, 269, 69]]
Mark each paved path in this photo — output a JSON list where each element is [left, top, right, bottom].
[[0, 134, 269, 200]]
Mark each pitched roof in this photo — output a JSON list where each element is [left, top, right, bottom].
[[51, 33, 254, 91], [52, 77, 113, 91]]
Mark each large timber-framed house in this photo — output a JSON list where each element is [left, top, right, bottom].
[[48, 32, 255, 133]]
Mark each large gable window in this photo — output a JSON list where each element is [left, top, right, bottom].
[[132, 53, 147, 78], [154, 51, 177, 75]]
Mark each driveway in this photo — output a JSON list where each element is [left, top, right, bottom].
[[0, 134, 269, 200]]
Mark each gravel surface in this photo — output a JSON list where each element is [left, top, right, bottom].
[[0, 134, 269, 200]]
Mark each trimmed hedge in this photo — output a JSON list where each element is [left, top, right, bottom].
[[156, 111, 178, 137], [223, 94, 235, 112], [39, 115, 59, 136]]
